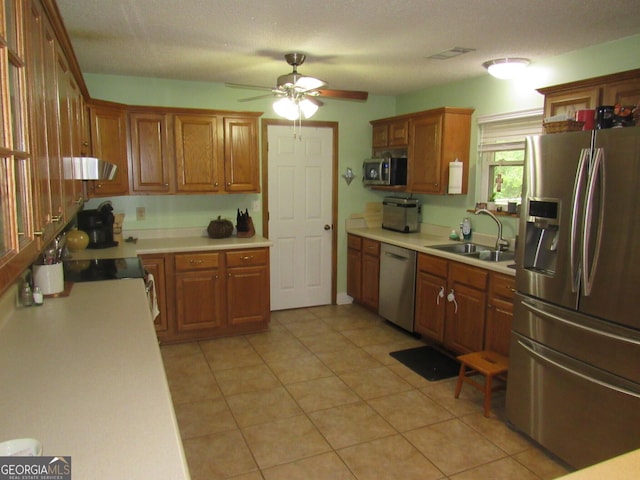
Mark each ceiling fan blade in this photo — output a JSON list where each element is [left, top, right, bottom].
[[305, 96, 324, 107], [316, 89, 368, 101], [225, 82, 273, 92], [237, 93, 275, 102]]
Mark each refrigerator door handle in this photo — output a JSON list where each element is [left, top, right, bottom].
[[582, 147, 605, 297], [521, 299, 640, 346], [517, 339, 640, 400], [570, 148, 590, 293]]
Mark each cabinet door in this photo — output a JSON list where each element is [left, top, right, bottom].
[[141, 254, 169, 335], [485, 297, 513, 357], [175, 270, 225, 331], [25, 2, 56, 242], [361, 252, 380, 310], [226, 265, 270, 326], [174, 114, 221, 192], [88, 104, 129, 196], [408, 114, 442, 194], [444, 281, 487, 354], [414, 271, 446, 342], [347, 247, 362, 301], [543, 87, 601, 118], [223, 116, 259, 192], [388, 119, 409, 146], [485, 272, 515, 356], [129, 112, 172, 193], [371, 124, 388, 148], [602, 78, 640, 106]]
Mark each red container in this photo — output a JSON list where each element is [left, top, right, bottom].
[[575, 109, 596, 130]]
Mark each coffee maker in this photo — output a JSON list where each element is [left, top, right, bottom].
[[77, 202, 118, 249]]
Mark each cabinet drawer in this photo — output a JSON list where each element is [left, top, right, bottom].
[[226, 248, 268, 267], [174, 252, 220, 271], [348, 234, 362, 251], [490, 272, 516, 301], [417, 253, 447, 277], [362, 238, 380, 256], [449, 261, 488, 290]]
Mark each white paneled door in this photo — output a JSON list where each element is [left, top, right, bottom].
[[268, 126, 333, 310]]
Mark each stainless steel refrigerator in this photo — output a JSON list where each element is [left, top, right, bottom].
[[506, 127, 640, 469]]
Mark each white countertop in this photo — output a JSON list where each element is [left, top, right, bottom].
[[346, 226, 516, 276], [0, 280, 190, 479], [67, 233, 272, 260], [556, 449, 640, 479]]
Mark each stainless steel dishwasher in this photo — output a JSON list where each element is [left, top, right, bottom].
[[378, 243, 417, 332]]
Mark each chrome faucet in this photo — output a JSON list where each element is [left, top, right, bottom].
[[475, 209, 510, 251]]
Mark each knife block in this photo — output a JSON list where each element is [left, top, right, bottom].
[[236, 217, 255, 238]]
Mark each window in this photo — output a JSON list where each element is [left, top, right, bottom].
[[477, 109, 543, 206]]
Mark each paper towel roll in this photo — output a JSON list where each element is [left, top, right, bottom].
[[448, 160, 463, 194]]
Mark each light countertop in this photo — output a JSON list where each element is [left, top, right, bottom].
[[0, 280, 190, 479], [555, 449, 640, 479], [67, 232, 272, 261], [346, 226, 516, 276]]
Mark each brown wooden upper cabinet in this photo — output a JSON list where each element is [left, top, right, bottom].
[[370, 107, 473, 195], [538, 68, 640, 119], [88, 102, 129, 197], [371, 119, 409, 148], [127, 108, 261, 195]]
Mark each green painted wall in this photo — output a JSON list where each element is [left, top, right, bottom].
[[84, 33, 640, 296]]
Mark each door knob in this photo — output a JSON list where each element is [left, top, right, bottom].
[[324, 224, 332, 231]]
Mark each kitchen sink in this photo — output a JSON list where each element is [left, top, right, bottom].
[[428, 243, 515, 263], [468, 250, 516, 263], [429, 243, 493, 254]]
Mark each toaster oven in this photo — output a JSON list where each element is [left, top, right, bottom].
[[382, 197, 420, 233], [362, 157, 407, 186]]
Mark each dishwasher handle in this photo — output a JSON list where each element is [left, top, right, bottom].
[[384, 251, 411, 261]]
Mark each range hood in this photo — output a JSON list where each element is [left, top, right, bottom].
[[64, 157, 118, 181]]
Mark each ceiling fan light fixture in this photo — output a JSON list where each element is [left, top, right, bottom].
[[482, 58, 530, 79], [299, 98, 319, 119], [273, 97, 300, 121]]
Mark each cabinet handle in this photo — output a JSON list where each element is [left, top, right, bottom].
[[447, 289, 458, 313], [188, 259, 204, 264], [76, 197, 84, 204], [240, 256, 254, 261], [51, 215, 63, 223], [436, 286, 445, 305], [34, 231, 44, 237], [214, 182, 219, 187], [96, 183, 103, 189], [227, 182, 231, 187]]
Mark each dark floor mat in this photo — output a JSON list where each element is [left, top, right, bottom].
[[389, 346, 460, 381]]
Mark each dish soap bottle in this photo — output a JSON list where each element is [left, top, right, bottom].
[[461, 218, 472, 241]]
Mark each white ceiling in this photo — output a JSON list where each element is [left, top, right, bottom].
[[56, 0, 640, 97]]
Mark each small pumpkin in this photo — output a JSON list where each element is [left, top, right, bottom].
[[66, 227, 90, 251], [207, 216, 234, 239]]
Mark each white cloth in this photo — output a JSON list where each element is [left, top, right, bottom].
[[146, 274, 160, 320]]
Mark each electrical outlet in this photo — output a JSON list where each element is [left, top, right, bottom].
[[136, 207, 146, 221]]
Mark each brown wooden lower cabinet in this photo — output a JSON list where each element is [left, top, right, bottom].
[[346, 235, 380, 311], [143, 247, 270, 344], [484, 272, 516, 356], [413, 251, 513, 356], [140, 254, 169, 335]]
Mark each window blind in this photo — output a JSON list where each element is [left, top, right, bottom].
[[478, 110, 543, 152]]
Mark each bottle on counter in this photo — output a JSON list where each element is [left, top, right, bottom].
[[33, 286, 44, 306], [19, 282, 34, 307], [461, 218, 472, 241]]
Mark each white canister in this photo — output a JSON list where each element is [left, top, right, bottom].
[[33, 263, 64, 295]]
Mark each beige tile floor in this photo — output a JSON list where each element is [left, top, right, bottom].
[[161, 304, 571, 480]]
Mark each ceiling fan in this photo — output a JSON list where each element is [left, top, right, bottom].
[[226, 53, 368, 120]]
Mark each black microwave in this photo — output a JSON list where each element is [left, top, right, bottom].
[[362, 157, 407, 186]]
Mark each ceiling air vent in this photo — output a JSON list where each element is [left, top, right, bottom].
[[427, 47, 475, 60]]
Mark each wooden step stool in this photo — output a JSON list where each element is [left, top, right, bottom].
[[454, 350, 509, 417]]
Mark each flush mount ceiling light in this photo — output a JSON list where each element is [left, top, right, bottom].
[[482, 58, 530, 79]]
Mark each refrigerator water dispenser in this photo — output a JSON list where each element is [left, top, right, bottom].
[[523, 199, 560, 275]]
